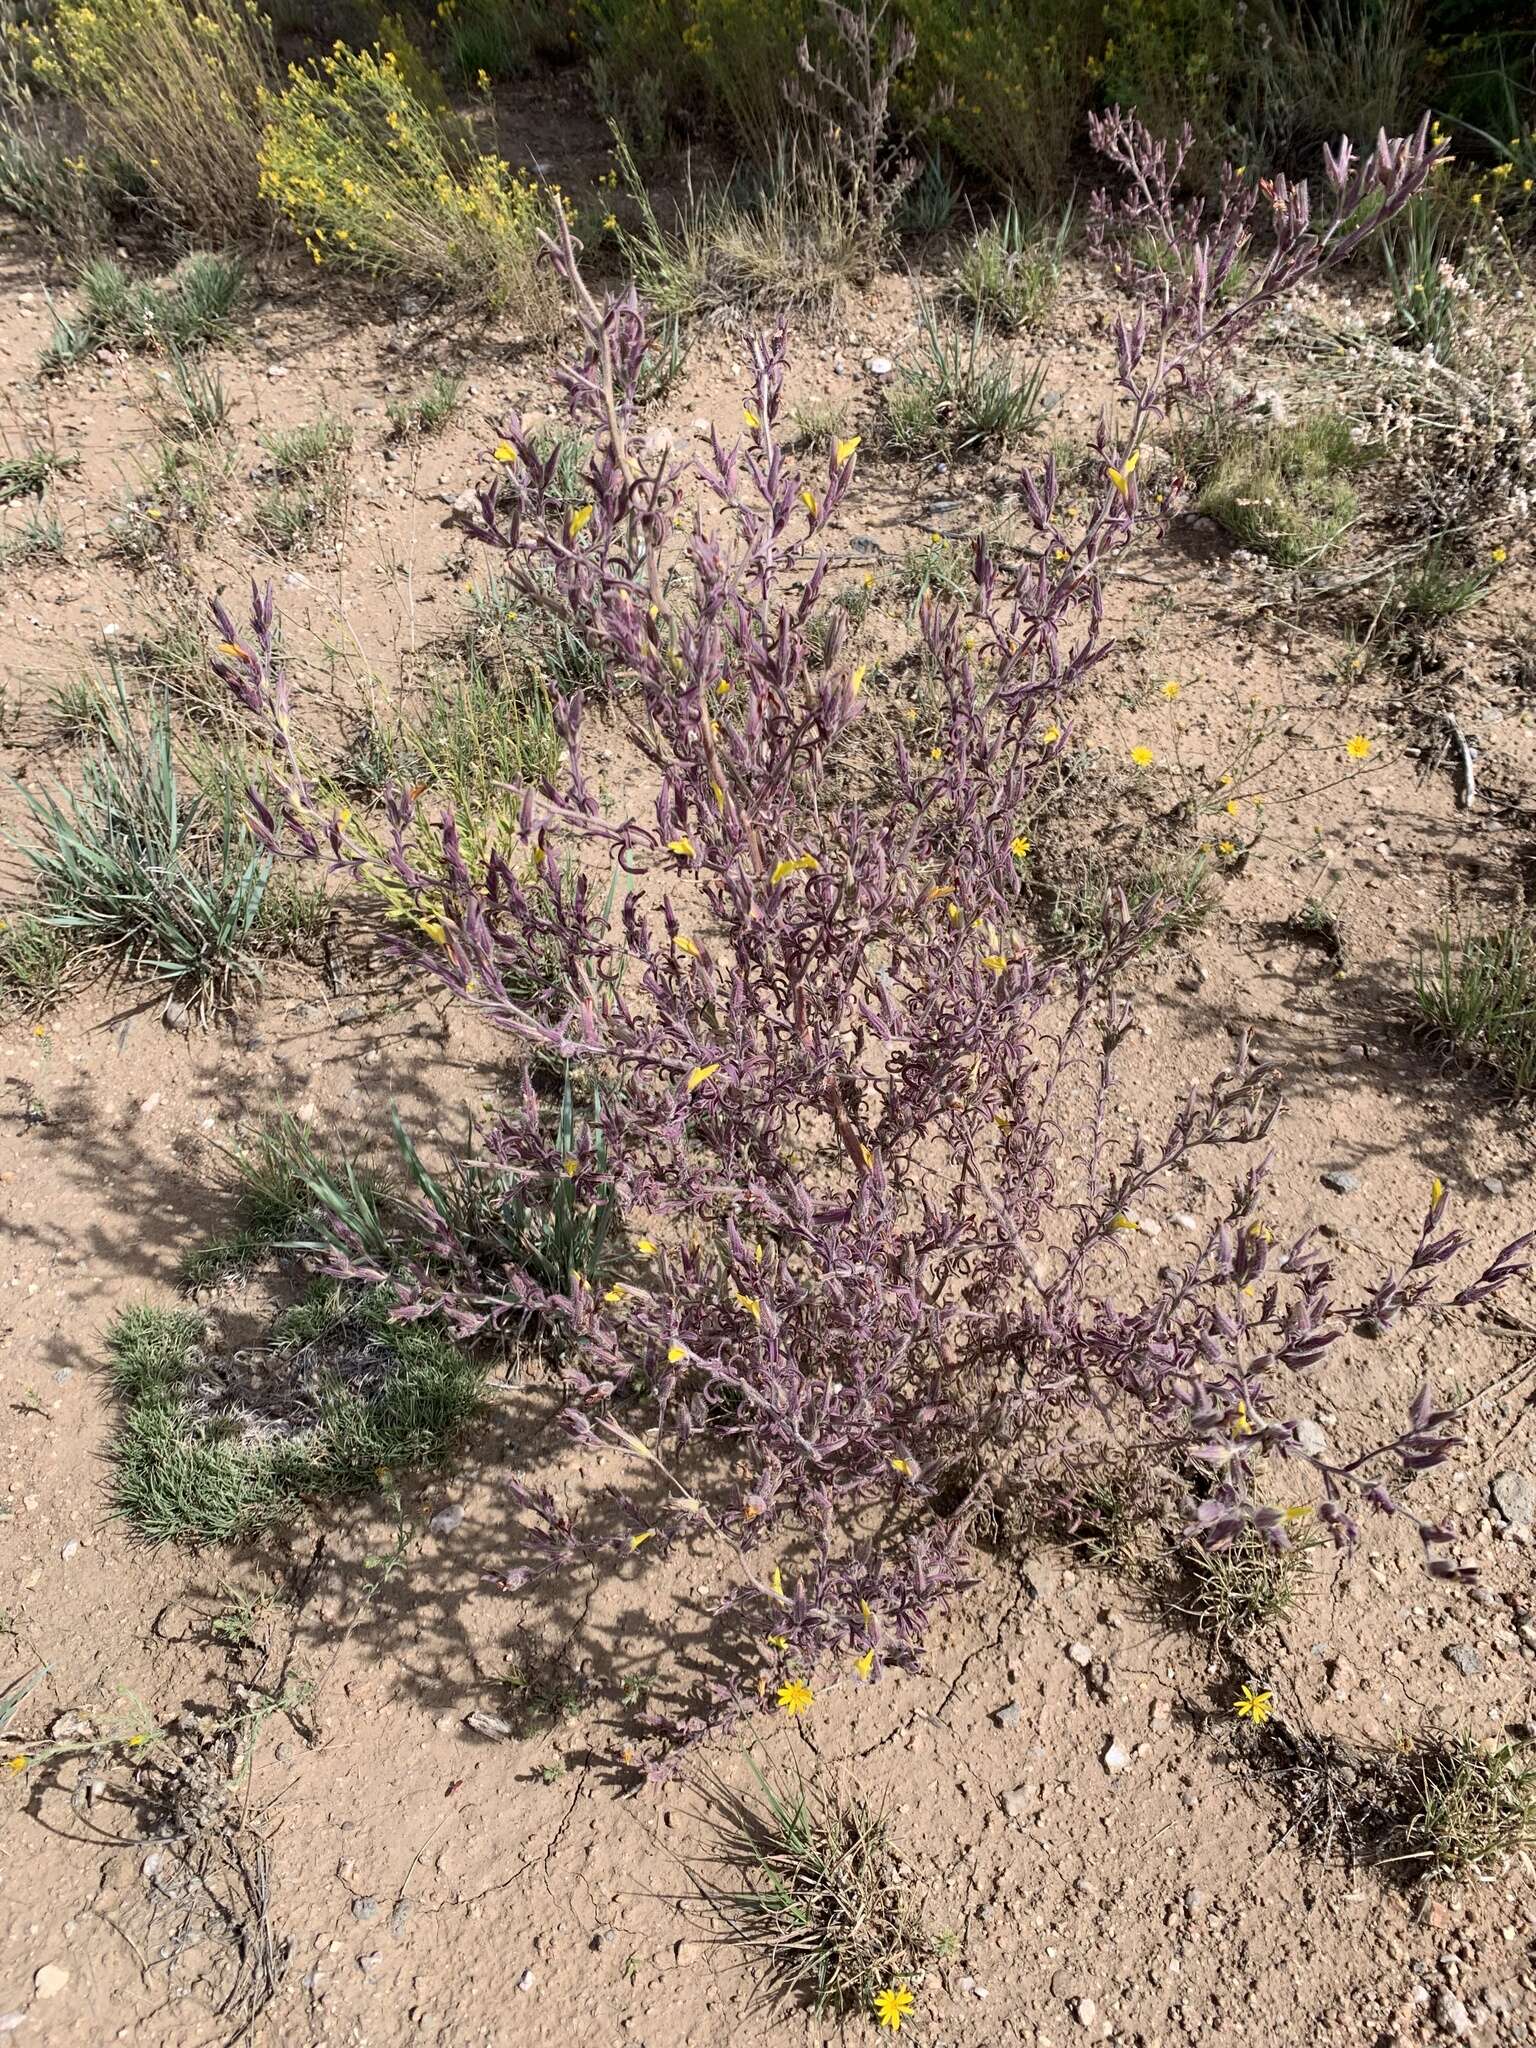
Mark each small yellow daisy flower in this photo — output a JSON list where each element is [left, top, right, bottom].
[[1345, 735, 1371, 760], [1233, 1682, 1273, 1726], [874, 1985, 916, 2032], [1130, 745, 1154, 767], [776, 1678, 813, 1717]]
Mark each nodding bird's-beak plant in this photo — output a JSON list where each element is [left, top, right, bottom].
[[214, 112, 1529, 1764]]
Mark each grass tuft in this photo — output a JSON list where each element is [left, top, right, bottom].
[[41, 252, 245, 371], [1415, 919, 1536, 1096], [690, 1754, 936, 2019]]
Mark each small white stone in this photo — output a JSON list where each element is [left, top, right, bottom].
[[33, 1966, 69, 2001], [517, 1969, 537, 1992], [1103, 1740, 1131, 1776]]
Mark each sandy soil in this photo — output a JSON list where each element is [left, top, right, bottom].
[[1, 147, 1534, 2048]]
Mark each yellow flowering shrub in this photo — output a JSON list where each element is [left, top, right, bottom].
[[257, 44, 559, 327], [32, 0, 271, 237], [900, 0, 1105, 202]]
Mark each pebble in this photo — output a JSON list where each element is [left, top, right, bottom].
[[1103, 1740, 1131, 1775], [1293, 1418, 1329, 1458], [994, 1700, 1025, 1729], [1320, 1168, 1360, 1194], [33, 1967, 68, 2001], [1067, 1642, 1093, 1667], [428, 1502, 465, 1537], [1001, 1785, 1032, 1819], [1074, 1996, 1097, 2027], [1491, 1470, 1534, 1529], [864, 355, 893, 377], [358, 1951, 382, 1975], [517, 1969, 537, 1992], [1432, 1988, 1471, 2037], [1444, 1644, 1483, 1678], [352, 1897, 379, 1922], [1481, 1176, 1506, 1198]]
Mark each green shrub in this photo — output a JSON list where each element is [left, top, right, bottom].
[[257, 42, 559, 324]]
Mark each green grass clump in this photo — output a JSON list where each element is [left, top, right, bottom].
[[0, 447, 76, 504], [884, 300, 1049, 458], [691, 1754, 937, 2020], [1399, 1735, 1536, 1880], [1195, 413, 1365, 567], [386, 371, 465, 440], [180, 1115, 392, 1288], [106, 1287, 482, 1545], [14, 689, 272, 1012], [1176, 1528, 1315, 1644], [41, 252, 245, 371], [946, 203, 1070, 334], [253, 415, 351, 554], [0, 910, 72, 1010], [1415, 920, 1536, 1096]]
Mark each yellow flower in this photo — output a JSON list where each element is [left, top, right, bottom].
[[1161, 679, 1180, 698], [1042, 724, 1061, 744], [890, 1457, 911, 1475], [5, 1755, 27, 1775], [873, 1985, 915, 2032], [666, 1341, 686, 1363], [629, 1529, 655, 1551], [770, 853, 820, 885], [743, 407, 759, 429], [850, 665, 866, 697], [1107, 448, 1140, 498], [419, 919, 447, 944], [637, 1238, 657, 1256], [1431, 1176, 1444, 1204], [1109, 1213, 1138, 1231], [776, 1678, 813, 1717], [1218, 839, 1236, 856], [1492, 545, 1507, 564], [1345, 735, 1371, 760], [1130, 745, 1154, 767], [1233, 1683, 1273, 1726], [568, 505, 594, 538], [217, 638, 249, 662], [667, 836, 695, 858], [493, 441, 517, 464], [675, 935, 701, 959], [603, 1284, 626, 1303], [835, 434, 861, 465], [855, 1648, 876, 1680], [686, 1062, 720, 1091], [734, 1292, 761, 1321], [981, 952, 1009, 974], [1011, 835, 1030, 858], [799, 488, 818, 518]]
